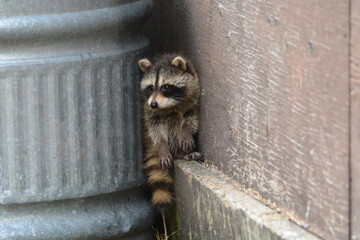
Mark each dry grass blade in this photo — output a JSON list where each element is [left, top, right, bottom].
[[153, 227, 176, 240]]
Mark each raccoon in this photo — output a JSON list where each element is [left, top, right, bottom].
[[138, 54, 202, 214]]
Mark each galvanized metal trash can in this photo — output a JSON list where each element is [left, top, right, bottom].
[[0, 0, 153, 239]]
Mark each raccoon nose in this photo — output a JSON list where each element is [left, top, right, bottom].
[[150, 102, 158, 109]]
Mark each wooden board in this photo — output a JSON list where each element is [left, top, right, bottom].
[[175, 160, 322, 240], [146, 1, 350, 239], [351, 0, 360, 239]]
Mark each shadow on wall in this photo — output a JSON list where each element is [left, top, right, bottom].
[[144, 0, 193, 56]]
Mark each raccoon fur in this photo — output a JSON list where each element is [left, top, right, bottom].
[[138, 54, 202, 213]]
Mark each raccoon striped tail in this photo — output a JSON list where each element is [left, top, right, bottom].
[[143, 156, 174, 214]]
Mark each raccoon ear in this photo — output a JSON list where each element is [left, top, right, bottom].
[[171, 56, 187, 71], [138, 59, 152, 73]]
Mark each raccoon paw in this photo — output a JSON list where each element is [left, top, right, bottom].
[[184, 152, 203, 162], [159, 155, 173, 169], [181, 138, 195, 153]]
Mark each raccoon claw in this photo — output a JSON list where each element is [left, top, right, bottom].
[[181, 139, 195, 153], [160, 156, 173, 169], [184, 152, 203, 162]]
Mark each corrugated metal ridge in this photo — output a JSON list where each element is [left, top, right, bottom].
[[0, 189, 154, 239], [0, 57, 143, 204], [0, 0, 152, 41]]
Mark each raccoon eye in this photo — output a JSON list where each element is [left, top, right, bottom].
[[161, 85, 172, 92], [143, 85, 154, 98]]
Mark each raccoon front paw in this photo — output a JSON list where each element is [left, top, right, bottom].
[[159, 155, 173, 169], [184, 152, 203, 162], [180, 138, 195, 154]]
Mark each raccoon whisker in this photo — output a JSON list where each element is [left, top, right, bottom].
[[172, 96, 186, 100], [177, 98, 195, 104]]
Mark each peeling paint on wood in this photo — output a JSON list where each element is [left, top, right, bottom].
[[147, 1, 350, 239], [351, 0, 360, 239]]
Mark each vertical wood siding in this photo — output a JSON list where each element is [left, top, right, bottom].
[[147, 1, 351, 239], [351, 0, 360, 239]]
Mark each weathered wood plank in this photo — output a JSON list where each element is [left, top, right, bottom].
[[175, 160, 322, 240], [351, 0, 360, 239], [147, 1, 350, 239]]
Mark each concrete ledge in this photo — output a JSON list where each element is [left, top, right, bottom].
[[174, 160, 321, 240]]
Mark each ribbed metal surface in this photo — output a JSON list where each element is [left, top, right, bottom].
[[0, 59, 143, 203], [0, 0, 153, 239], [0, 190, 153, 240]]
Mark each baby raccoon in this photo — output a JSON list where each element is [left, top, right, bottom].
[[138, 54, 202, 213]]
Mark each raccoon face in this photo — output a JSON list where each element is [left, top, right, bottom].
[[138, 56, 197, 110], [141, 82, 185, 109]]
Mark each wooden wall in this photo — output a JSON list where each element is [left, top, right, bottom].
[[146, 1, 352, 239], [352, 0, 360, 239]]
